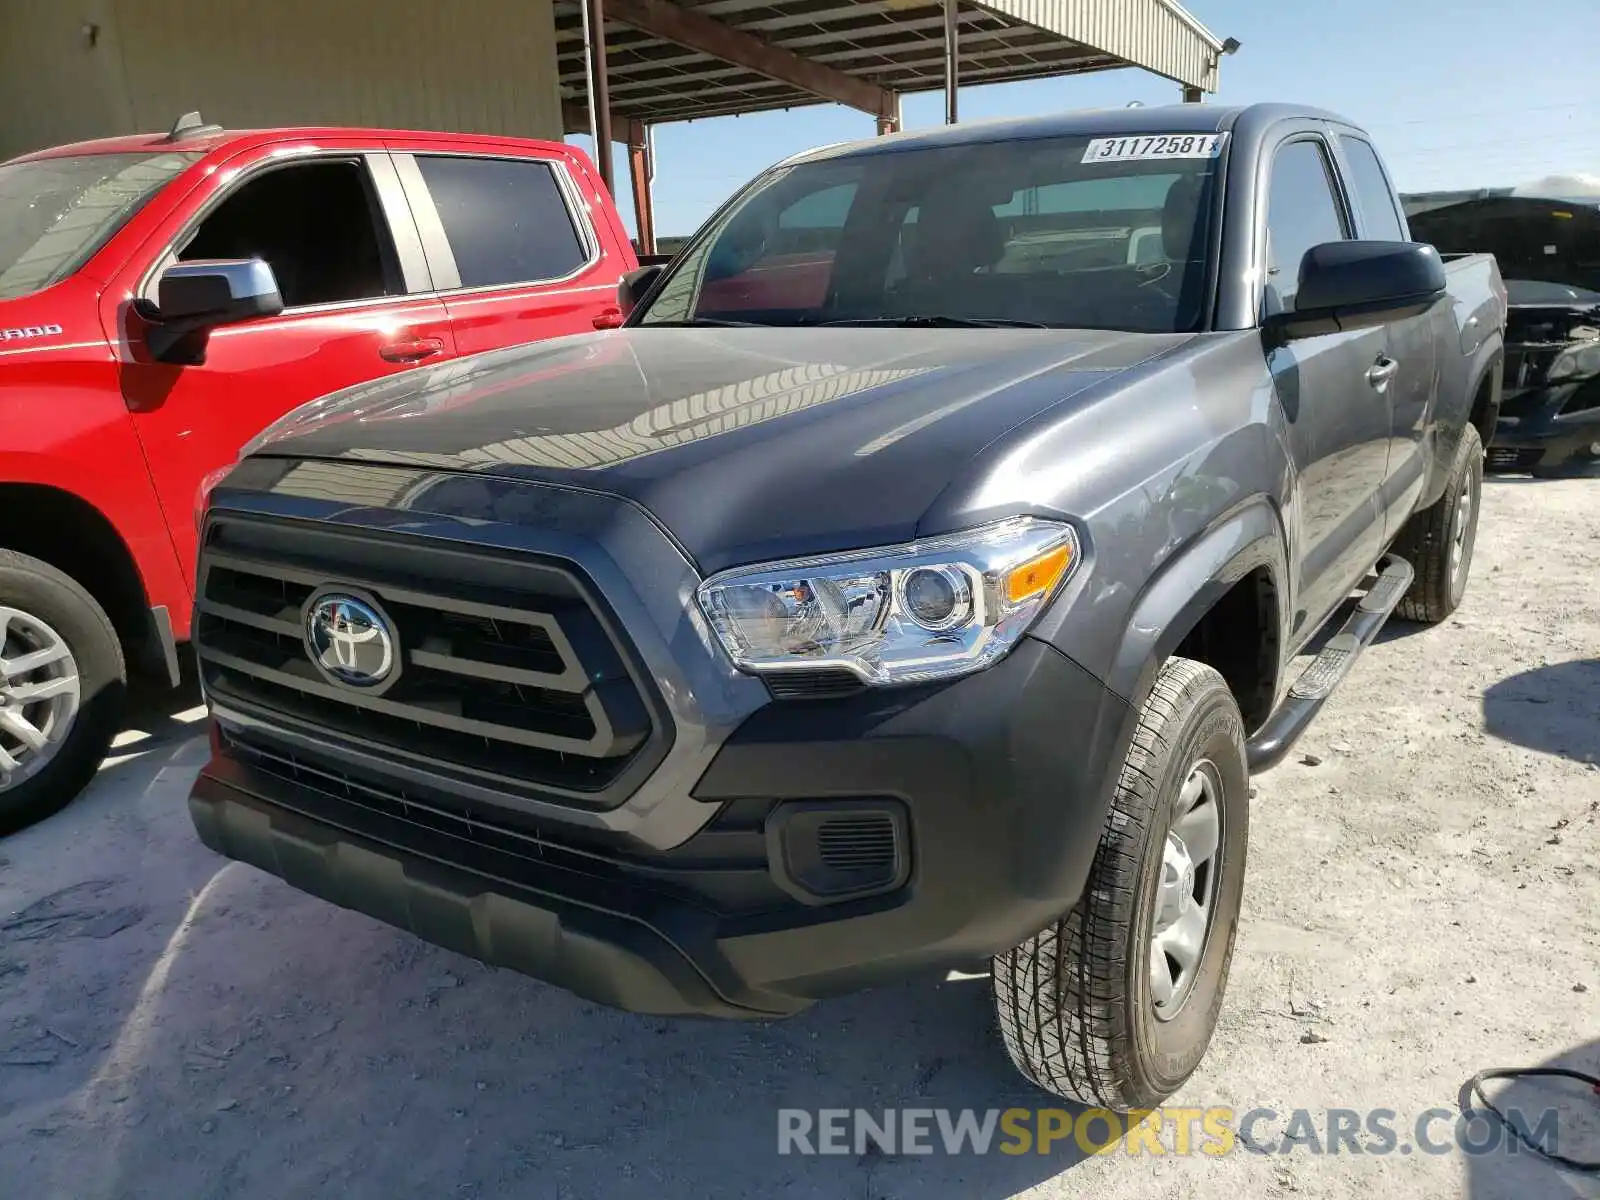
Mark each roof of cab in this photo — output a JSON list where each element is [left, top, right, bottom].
[[791, 102, 1358, 165], [5, 125, 575, 165]]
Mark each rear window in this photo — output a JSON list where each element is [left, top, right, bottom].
[[638, 132, 1224, 334], [0, 151, 199, 299], [415, 156, 590, 289], [1337, 137, 1407, 242]]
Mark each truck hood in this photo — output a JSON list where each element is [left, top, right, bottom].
[[250, 327, 1190, 571]]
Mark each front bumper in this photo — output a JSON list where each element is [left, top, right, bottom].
[[1490, 383, 1600, 470], [190, 636, 1131, 1018]]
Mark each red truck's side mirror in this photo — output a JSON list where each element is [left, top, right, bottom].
[[145, 258, 284, 364]]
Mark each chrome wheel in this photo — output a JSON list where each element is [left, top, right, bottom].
[[1150, 759, 1222, 1020], [0, 606, 82, 792], [1449, 471, 1474, 584]]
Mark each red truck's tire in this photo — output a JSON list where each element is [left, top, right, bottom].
[[0, 550, 127, 835], [1394, 424, 1484, 624], [993, 657, 1248, 1112]]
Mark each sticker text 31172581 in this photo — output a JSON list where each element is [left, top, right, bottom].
[[1082, 134, 1224, 163]]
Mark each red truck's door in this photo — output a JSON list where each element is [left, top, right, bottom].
[[99, 140, 455, 584], [386, 141, 633, 355]]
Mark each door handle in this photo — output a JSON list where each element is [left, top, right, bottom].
[[1366, 356, 1399, 392], [379, 337, 445, 363]]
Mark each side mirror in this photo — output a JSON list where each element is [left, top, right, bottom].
[[1269, 240, 1447, 341], [617, 264, 666, 320], [146, 258, 284, 363]]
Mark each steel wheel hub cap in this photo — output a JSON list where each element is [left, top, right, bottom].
[[1150, 760, 1222, 1020], [0, 606, 82, 792]]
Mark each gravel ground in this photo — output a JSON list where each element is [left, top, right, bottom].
[[1, 474, 1596, 1200]]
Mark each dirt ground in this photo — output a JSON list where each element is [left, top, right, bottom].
[[2, 473, 1596, 1200]]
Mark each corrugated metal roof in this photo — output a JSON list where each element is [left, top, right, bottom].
[[554, 0, 1224, 128]]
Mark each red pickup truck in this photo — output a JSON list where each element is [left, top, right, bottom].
[[0, 115, 637, 831]]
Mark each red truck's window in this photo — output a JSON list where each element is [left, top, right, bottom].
[[415, 156, 589, 289], [0, 151, 199, 299], [175, 159, 399, 308], [697, 182, 854, 314]]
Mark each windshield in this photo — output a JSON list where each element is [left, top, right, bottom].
[[0, 151, 200, 299], [636, 133, 1222, 334], [1408, 196, 1600, 298]]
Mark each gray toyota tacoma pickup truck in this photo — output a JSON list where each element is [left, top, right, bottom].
[[188, 104, 1505, 1110]]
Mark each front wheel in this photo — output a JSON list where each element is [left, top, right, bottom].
[[992, 657, 1249, 1112], [0, 550, 126, 835]]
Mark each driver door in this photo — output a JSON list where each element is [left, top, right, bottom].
[[100, 139, 454, 584]]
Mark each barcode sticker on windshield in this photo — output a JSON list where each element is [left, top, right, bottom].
[[1082, 134, 1224, 163]]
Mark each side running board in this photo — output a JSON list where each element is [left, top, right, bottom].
[[1245, 554, 1414, 773]]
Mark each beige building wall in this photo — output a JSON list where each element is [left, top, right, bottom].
[[0, 0, 564, 161]]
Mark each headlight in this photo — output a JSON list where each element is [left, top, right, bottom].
[[1546, 338, 1600, 383], [696, 517, 1081, 686]]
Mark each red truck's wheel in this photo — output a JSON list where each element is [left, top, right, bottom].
[[993, 657, 1249, 1111], [0, 550, 126, 835]]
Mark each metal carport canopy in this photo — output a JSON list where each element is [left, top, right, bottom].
[[555, 0, 1224, 131]]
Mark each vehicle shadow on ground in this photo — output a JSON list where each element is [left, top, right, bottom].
[[0, 682, 220, 1192], [1462, 1037, 1600, 1199], [1481, 659, 1600, 765], [114, 659, 206, 756], [3, 734, 1096, 1200], [27, 913, 1098, 1199]]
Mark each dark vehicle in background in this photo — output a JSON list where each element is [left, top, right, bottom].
[[187, 104, 1503, 1111], [1409, 193, 1600, 474]]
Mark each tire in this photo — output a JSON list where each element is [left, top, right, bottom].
[[1393, 424, 1483, 624], [0, 550, 127, 835], [993, 657, 1249, 1112]]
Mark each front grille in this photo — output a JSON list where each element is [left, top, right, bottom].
[[196, 514, 666, 805]]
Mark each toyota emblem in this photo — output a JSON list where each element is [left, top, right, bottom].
[[305, 592, 397, 690]]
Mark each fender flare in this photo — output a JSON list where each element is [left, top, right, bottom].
[[1104, 495, 1289, 715], [1465, 332, 1505, 438], [1421, 331, 1504, 507]]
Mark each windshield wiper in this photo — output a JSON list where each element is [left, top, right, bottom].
[[816, 315, 1049, 329]]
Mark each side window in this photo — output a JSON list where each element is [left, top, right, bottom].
[[415, 156, 588, 289], [1263, 139, 1349, 316], [1337, 136, 1407, 242], [173, 159, 399, 309]]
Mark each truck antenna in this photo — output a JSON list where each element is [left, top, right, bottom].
[[165, 111, 222, 142]]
